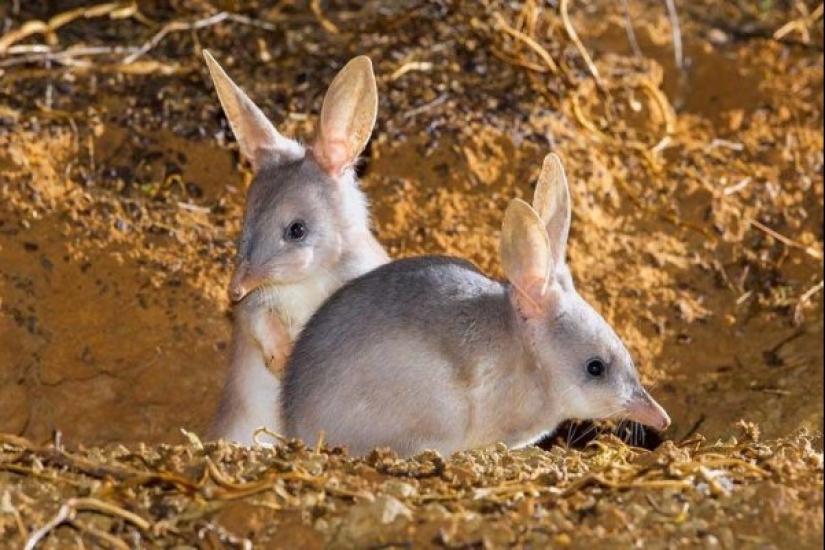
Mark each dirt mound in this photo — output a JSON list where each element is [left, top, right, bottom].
[[1, 428, 822, 549]]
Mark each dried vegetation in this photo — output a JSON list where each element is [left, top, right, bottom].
[[1, 426, 823, 548]]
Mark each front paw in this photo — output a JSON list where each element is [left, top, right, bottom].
[[264, 350, 289, 379]]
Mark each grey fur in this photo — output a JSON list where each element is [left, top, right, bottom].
[[210, 153, 387, 444], [204, 52, 388, 444], [282, 156, 670, 457]]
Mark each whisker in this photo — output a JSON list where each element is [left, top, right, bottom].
[[614, 418, 627, 440], [571, 422, 598, 447], [556, 383, 578, 401]]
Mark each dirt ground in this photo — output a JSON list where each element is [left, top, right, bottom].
[[0, 0, 823, 548]]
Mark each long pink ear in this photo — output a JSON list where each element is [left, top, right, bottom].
[[203, 50, 303, 171], [532, 153, 571, 270], [313, 56, 378, 176], [500, 199, 555, 319]]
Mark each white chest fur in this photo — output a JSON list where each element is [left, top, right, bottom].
[[215, 269, 344, 443], [264, 268, 342, 339]]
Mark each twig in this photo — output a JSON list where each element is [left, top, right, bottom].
[[0, 5, 276, 72], [122, 12, 276, 65], [177, 202, 212, 215], [640, 79, 678, 152], [73, 498, 152, 530], [794, 279, 824, 323], [253, 426, 289, 447], [774, 3, 824, 43], [723, 177, 751, 196], [492, 11, 560, 75], [664, 0, 685, 70], [689, 458, 769, 478], [0, 433, 34, 448], [0, 46, 138, 69], [69, 520, 130, 550], [404, 93, 449, 119], [311, 0, 340, 34], [23, 502, 75, 550], [204, 458, 328, 501], [706, 138, 745, 153], [750, 219, 824, 260], [205, 458, 254, 491], [722, 176, 753, 196], [489, 47, 549, 73], [0, 2, 138, 54], [559, 472, 694, 496], [9, 499, 30, 541], [645, 495, 689, 518], [28, 447, 203, 491], [44, 58, 54, 109], [390, 61, 434, 81], [314, 430, 326, 456], [0, 463, 85, 486], [800, 280, 824, 303], [678, 416, 707, 445], [24, 497, 152, 550], [682, 3, 823, 51], [621, 0, 643, 58], [570, 78, 676, 160], [559, 0, 604, 89]]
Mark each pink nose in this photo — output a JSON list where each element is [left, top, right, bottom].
[[626, 391, 671, 431], [229, 261, 253, 302], [228, 284, 247, 302]]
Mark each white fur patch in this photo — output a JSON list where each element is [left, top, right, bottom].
[[268, 268, 342, 339]]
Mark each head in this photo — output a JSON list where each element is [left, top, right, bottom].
[[501, 154, 670, 431], [203, 51, 378, 301]]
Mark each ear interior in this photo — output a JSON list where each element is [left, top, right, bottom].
[[500, 199, 554, 318], [203, 50, 303, 170], [313, 56, 378, 176], [531, 153, 571, 268]]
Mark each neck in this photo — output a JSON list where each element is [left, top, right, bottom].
[[463, 291, 560, 450]]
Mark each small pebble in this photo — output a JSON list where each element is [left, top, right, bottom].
[[708, 29, 730, 46], [555, 533, 572, 546]]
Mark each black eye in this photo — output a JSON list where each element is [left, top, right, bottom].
[[586, 358, 607, 378], [285, 221, 307, 241]]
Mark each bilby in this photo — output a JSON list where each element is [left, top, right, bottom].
[[283, 154, 670, 456], [204, 51, 388, 445]]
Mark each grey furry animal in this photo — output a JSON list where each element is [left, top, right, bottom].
[[204, 51, 388, 445], [283, 154, 670, 456]]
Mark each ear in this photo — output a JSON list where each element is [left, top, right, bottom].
[[532, 153, 571, 269], [203, 50, 303, 171], [501, 199, 555, 319], [313, 56, 378, 176]]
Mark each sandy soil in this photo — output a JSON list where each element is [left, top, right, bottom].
[[0, 0, 822, 547]]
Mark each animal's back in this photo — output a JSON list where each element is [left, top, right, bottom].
[[287, 255, 502, 376], [282, 256, 511, 452]]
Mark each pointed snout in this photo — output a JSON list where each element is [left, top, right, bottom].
[[625, 390, 671, 431], [229, 261, 260, 303], [228, 281, 248, 302]]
